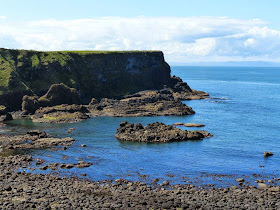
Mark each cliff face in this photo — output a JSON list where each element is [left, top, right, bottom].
[[0, 48, 171, 110]]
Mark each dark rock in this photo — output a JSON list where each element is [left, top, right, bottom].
[[76, 161, 92, 168], [38, 83, 80, 107], [263, 151, 274, 157], [115, 122, 212, 143], [65, 164, 74, 169], [161, 181, 170, 186], [0, 105, 12, 121], [89, 98, 98, 106], [39, 165, 48, 170], [21, 95, 40, 114]]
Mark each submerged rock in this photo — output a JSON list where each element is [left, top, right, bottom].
[[115, 121, 212, 143]]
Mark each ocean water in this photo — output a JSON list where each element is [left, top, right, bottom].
[[4, 66, 280, 186]]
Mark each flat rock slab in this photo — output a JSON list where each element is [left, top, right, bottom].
[[115, 121, 212, 143], [14, 137, 75, 149], [184, 123, 205, 127]]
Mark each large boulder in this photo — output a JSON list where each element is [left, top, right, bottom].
[[38, 83, 80, 107], [21, 95, 40, 114], [115, 121, 212, 143], [21, 83, 80, 114]]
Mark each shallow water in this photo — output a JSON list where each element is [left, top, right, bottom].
[[4, 66, 280, 186]]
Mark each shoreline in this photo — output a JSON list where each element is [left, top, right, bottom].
[[1, 154, 280, 209]]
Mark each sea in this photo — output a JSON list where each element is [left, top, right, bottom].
[[2, 66, 280, 187]]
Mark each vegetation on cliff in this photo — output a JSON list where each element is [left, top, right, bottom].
[[0, 48, 171, 110]]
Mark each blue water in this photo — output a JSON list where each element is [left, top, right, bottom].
[[4, 66, 280, 186]]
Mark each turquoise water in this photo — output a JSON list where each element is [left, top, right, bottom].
[[4, 66, 280, 186]]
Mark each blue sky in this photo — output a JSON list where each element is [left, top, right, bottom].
[[1, 0, 280, 64]]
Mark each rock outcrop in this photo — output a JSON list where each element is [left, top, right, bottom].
[[115, 121, 212, 143], [31, 104, 90, 123], [0, 130, 74, 151], [88, 90, 194, 117], [22, 83, 80, 114]]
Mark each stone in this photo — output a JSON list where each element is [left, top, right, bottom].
[[172, 122, 184, 126], [67, 128, 75, 133], [263, 151, 274, 157], [184, 123, 205, 127], [258, 183, 268, 190], [65, 164, 74, 169], [235, 178, 245, 183], [161, 181, 170, 186], [39, 165, 48, 170]]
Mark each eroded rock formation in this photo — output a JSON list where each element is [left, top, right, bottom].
[[115, 121, 212, 143]]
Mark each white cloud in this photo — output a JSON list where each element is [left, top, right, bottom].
[[0, 16, 280, 63]]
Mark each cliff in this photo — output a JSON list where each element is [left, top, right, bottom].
[[0, 48, 172, 111]]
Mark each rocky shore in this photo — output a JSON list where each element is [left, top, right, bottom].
[[1, 155, 280, 209], [16, 80, 206, 123], [0, 130, 74, 151]]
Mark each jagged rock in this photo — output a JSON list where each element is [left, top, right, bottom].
[[76, 161, 92, 168], [38, 83, 80, 107], [169, 76, 209, 100], [27, 130, 50, 138], [89, 98, 98, 106], [21, 95, 40, 114], [115, 121, 212, 143], [263, 151, 274, 157]]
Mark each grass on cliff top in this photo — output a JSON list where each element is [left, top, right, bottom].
[[56, 50, 162, 54], [1, 48, 162, 55]]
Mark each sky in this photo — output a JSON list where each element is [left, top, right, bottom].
[[0, 0, 280, 64]]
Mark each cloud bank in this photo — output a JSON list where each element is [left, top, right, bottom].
[[0, 16, 280, 63]]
